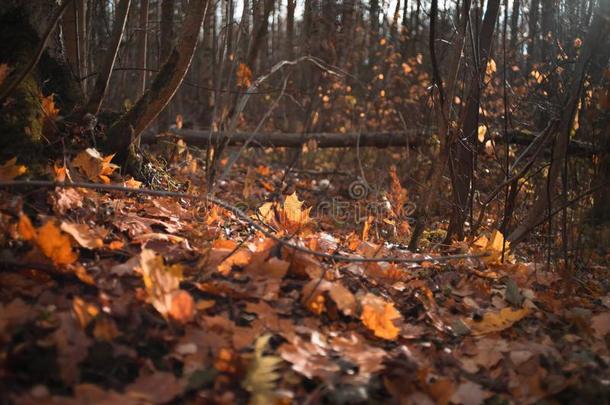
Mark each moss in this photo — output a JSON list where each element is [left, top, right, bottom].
[[0, 9, 46, 160]]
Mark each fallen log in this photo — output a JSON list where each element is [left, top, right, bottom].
[[142, 129, 598, 156]]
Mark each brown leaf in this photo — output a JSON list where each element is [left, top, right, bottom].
[[72, 148, 118, 183], [126, 372, 184, 404], [61, 222, 108, 249]]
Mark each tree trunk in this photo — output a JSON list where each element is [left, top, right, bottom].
[[0, 1, 83, 158], [446, 0, 501, 241], [158, 0, 175, 131], [508, 0, 610, 244], [135, 0, 149, 97], [86, 0, 131, 115], [105, 0, 208, 158]]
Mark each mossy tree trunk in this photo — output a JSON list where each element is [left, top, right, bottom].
[[0, 1, 83, 161]]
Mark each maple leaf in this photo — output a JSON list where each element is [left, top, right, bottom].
[[236, 63, 253, 88], [0, 157, 27, 181], [41, 93, 60, 120], [242, 334, 283, 405], [72, 148, 119, 183], [465, 307, 530, 336], [140, 248, 194, 322], [360, 293, 402, 340], [472, 229, 511, 265], [258, 192, 311, 233]]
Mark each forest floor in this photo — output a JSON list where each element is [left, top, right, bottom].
[[0, 144, 609, 404]]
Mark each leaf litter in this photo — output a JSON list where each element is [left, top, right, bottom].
[[0, 151, 608, 404]]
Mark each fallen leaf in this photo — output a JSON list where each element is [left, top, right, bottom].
[[0, 157, 27, 181], [591, 312, 610, 339], [36, 220, 78, 265], [450, 381, 493, 405], [72, 148, 119, 183], [360, 293, 402, 340], [61, 222, 107, 249], [465, 307, 530, 336], [140, 248, 192, 322], [242, 334, 283, 405], [127, 372, 184, 404]]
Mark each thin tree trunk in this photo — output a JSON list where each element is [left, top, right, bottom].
[[527, 0, 539, 72], [106, 0, 208, 155], [158, 0, 175, 131], [136, 0, 149, 97], [508, 0, 610, 244], [286, 0, 295, 59], [86, 0, 131, 115], [446, 0, 501, 241]]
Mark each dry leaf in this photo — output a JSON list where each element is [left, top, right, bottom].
[[360, 293, 402, 340], [0, 157, 27, 181], [465, 307, 530, 336], [72, 148, 119, 183], [36, 220, 78, 265], [72, 297, 99, 328], [41, 93, 60, 119], [242, 334, 283, 405], [236, 63, 253, 88], [140, 248, 193, 322], [473, 230, 510, 265], [61, 222, 107, 249]]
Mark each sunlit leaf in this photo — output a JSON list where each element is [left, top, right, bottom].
[[72, 148, 119, 183], [37, 220, 78, 265], [360, 293, 402, 340], [242, 334, 283, 405], [236, 63, 253, 88], [465, 307, 530, 336]]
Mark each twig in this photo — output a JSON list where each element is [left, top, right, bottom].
[[0, 180, 488, 264]]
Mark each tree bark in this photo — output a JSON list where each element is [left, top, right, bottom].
[[446, 0, 501, 241], [158, 0, 175, 131], [105, 0, 208, 156], [508, 0, 610, 244]]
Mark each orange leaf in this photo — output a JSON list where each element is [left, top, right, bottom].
[[18, 214, 36, 241], [169, 290, 195, 323], [41, 93, 60, 119], [236, 63, 252, 88], [36, 220, 78, 265], [72, 148, 119, 183], [0, 157, 27, 181], [360, 293, 402, 340]]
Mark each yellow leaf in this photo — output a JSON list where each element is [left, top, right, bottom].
[[473, 229, 510, 265], [37, 220, 78, 265], [465, 307, 530, 336], [360, 293, 402, 340], [478, 125, 487, 143], [486, 59, 497, 76], [242, 334, 282, 405], [0, 157, 27, 181]]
